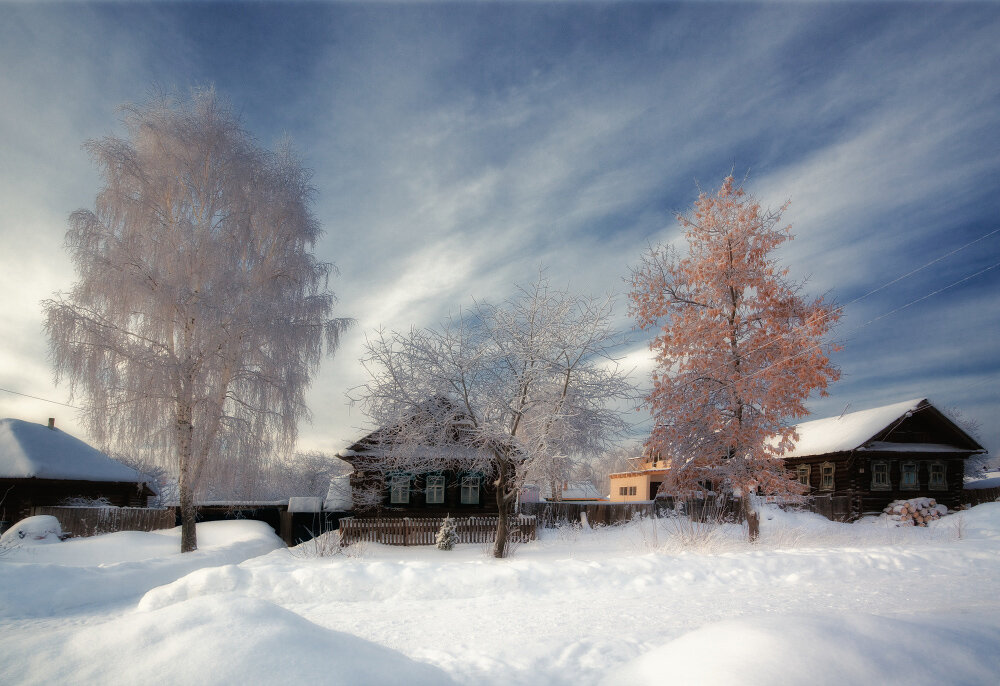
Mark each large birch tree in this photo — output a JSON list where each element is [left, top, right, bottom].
[[629, 176, 840, 539], [43, 89, 350, 552], [354, 276, 634, 557]]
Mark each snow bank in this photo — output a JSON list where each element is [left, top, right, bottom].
[[137, 511, 988, 612], [0, 594, 455, 686], [0, 521, 283, 618], [0, 515, 62, 547], [608, 611, 1000, 686]]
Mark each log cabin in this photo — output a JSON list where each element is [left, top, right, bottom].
[[0, 417, 156, 526], [780, 398, 986, 520], [336, 408, 501, 518]]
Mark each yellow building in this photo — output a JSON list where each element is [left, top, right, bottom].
[[607, 455, 670, 502]]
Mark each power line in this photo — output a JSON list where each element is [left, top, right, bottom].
[[0, 386, 80, 410]]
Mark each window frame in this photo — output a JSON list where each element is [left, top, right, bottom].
[[900, 461, 918, 491], [460, 474, 480, 505], [389, 474, 411, 504], [819, 462, 835, 491], [929, 461, 947, 491], [871, 460, 890, 490], [796, 464, 811, 488], [425, 474, 445, 504]]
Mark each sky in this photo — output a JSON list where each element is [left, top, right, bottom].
[[1, 2, 998, 460]]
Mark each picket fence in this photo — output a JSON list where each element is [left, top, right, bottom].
[[339, 515, 536, 546], [31, 506, 175, 538]]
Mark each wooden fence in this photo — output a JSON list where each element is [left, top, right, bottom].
[[339, 515, 537, 546], [31, 506, 175, 538], [963, 487, 1000, 507], [519, 501, 656, 528]]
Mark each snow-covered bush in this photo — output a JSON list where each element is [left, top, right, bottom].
[[59, 496, 114, 508], [436, 516, 459, 550]]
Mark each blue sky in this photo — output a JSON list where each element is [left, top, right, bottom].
[[1, 2, 998, 458]]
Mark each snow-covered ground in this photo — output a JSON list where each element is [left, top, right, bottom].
[[2, 505, 1000, 685]]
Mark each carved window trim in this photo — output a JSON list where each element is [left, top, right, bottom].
[[929, 462, 947, 490], [871, 460, 890, 490], [797, 464, 811, 488], [820, 462, 835, 491]]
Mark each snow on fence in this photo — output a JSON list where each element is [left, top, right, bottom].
[[339, 515, 537, 546], [31, 506, 175, 538]]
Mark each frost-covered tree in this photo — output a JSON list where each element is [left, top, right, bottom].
[[436, 515, 459, 550], [354, 276, 634, 557], [43, 89, 351, 552], [629, 176, 840, 539]]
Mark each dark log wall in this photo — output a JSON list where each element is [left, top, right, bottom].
[[784, 452, 970, 519], [350, 469, 500, 517], [1, 478, 151, 524]]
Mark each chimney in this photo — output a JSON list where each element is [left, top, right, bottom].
[[48, 417, 55, 430]]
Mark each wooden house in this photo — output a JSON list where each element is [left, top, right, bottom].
[[0, 418, 156, 525], [337, 415, 500, 518], [779, 398, 986, 520], [608, 455, 671, 503]]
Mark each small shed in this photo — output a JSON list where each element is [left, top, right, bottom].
[[780, 398, 986, 519], [0, 418, 156, 526]]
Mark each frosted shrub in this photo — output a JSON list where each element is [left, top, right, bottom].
[[292, 530, 368, 559], [436, 516, 459, 551]]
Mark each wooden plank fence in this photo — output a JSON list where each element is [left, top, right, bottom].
[[31, 506, 175, 538], [519, 501, 656, 528], [339, 515, 536, 546], [963, 487, 1000, 507]]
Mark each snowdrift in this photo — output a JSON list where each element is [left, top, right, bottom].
[[610, 611, 1000, 686], [1, 594, 454, 685]]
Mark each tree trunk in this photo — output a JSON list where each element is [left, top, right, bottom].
[[743, 492, 760, 542], [493, 458, 514, 558], [177, 415, 198, 553]]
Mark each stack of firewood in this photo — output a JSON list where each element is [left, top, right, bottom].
[[883, 497, 948, 526]]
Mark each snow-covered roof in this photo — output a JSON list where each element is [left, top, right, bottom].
[[324, 474, 353, 511], [0, 418, 149, 483], [543, 480, 608, 501], [780, 398, 979, 459]]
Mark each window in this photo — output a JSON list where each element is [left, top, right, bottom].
[[901, 462, 918, 490], [426, 474, 445, 504], [629, 486, 637, 496], [389, 475, 410, 504], [619, 486, 627, 496], [871, 460, 890, 490], [797, 464, 811, 488], [460, 475, 480, 505], [820, 462, 835, 490], [929, 462, 946, 490]]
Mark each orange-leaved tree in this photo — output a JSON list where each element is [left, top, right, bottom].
[[629, 176, 840, 539]]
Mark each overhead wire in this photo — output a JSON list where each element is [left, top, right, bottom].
[[0, 386, 79, 409]]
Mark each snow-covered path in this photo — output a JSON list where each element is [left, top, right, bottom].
[[3, 507, 1000, 685]]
